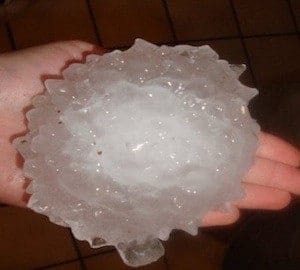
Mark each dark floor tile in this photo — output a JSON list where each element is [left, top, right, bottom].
[[166, 0, 238, 41], [164, 230, 226, 270], [188, 38, 254, 87], [76, 239, 115, 257], [245, 35, 300, 134], [0, 0, 31, 23], [46, 261, 81, 270], [0, 207, 78, 269], [290, 0, 300, 31], [249, 83, 300, 146], [233, 0, 296, 36], [274, 83, 300, 146], [245, 35, 300, 87], [0, 23, 12, 52], [249, 85, 286, 135], [223, 203, 300, 269], [90, 0, 174, 48], [9, 0, 97, 49], [84, 250, 167, 270]]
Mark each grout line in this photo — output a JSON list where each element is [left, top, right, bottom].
[[287, 0, 300, 34], [82, 247, 117, 259], [69, 230, 87, 270], [105, 32, 297, 51], [176, 32, 296, 41], [35, 249, 116, 270], [161, 0, 178, 41], [172, 32, 296, 44], [241, 31, 296, 39], [35, 258, 81, 270], [163, 255, 171, 270], [239, 40, 257, 87], [85, 0, 103, 46], [5, 21, 16, 50], [228, 0, 258, 87]]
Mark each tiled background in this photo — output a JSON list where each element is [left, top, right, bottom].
[[0, 0, 299, 269]]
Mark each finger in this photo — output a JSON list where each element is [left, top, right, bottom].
[[202, 183, 291, 227], [0, 143, 28, 207], [244, 157, 300, 195], [0, 40, 104, 111], [235, 183, 291, 210], [257, 132, 300, 167], [202, 207, 240, 227]]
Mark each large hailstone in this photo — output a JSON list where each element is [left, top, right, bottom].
[[15, 39, 260, 267]]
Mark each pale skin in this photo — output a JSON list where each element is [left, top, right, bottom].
[[0, 40, 299, 227]]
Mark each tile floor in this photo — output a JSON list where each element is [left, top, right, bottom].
[[0, 0, 299, 269]]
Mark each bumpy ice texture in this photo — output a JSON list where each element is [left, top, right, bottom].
[[14, 39, 260, 267]]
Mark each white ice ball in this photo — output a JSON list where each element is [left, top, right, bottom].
[[15, 39, 260, 267]]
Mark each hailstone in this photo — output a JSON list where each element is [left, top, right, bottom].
[[14, 39, 260, 267]]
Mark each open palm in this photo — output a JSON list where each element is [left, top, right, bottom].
[[0, 40, 299, 227]]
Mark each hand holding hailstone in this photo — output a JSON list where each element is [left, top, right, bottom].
[[0, 39, 299, 267]]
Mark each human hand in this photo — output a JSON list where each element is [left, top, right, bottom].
[[0, 40, 102, 206], [203, 133, 300, 226], [0, 41, 299, 228]]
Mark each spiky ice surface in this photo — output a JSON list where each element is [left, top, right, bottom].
[[14, 39, 260, 267]]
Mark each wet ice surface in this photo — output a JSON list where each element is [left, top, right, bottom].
[[14, 39, 260, 267]]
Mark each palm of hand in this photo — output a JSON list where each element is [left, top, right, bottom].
[[0, 41, 299, 227]]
